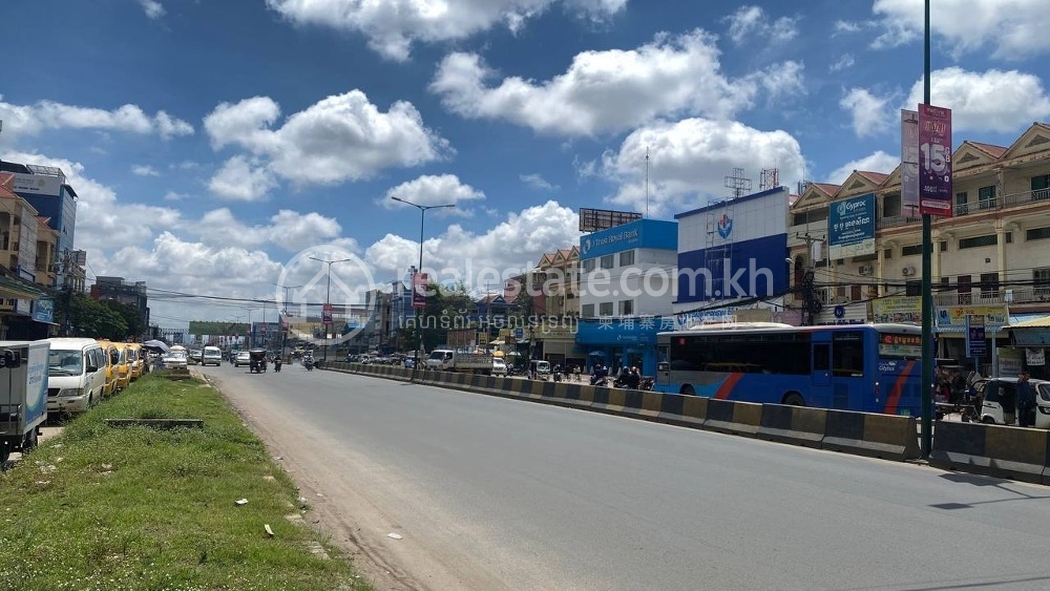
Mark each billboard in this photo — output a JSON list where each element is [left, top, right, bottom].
[[12, 172, 64, 197], [828, 193, 875, 259], [579, 218, 677, 260], [900, 109, 920, 216], [918, 104, 953, 217], [872, 296, 921, 324], [188, 321, 249, 336], [935, 305, 1008, 332], [578, 208, 642, 233], [675, 187, 789, 305]]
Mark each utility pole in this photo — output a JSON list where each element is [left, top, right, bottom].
[[792, 233, 825, 325], [919, 0, 934, 459]]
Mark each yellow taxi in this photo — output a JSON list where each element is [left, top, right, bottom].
[[126, 343, 145, 381], [111, 343, 133, 390], [96, 340, 120, 397]]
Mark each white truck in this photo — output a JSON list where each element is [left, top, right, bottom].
[[424, 349, 494, 374], [0, 340, 49, 463]]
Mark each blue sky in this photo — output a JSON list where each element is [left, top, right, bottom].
[[2, 0, 1049, 326]]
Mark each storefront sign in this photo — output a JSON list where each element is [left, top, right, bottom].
[[31, 298, 54, 323], [1013, 329, 1050, 347], [1026, 348, 1046, 366], [935, 305, 1008, 332], [872, 297, 921, 324]]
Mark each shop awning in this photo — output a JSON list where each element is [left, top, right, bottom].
[[0, 274, 46, 300], [1009, 314, 1050, 329]]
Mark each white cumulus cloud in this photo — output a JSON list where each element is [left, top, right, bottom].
[[203, 91, 451, 188], [132, 165, 160, 177], [826, 151, 900, 185], [872, 0, 1050, 59], [138, 0, 165, 20], [840, 88, 892, 137], [208, 156, 277, 201], [265, 0, 627, 61], [599, 118, 806, 217], [430, 29, 804, 137], [724, 5, 799, 44], [384, 174, 485, 215], [0, 97, 192, 140], [902, 67, 1050, 133]]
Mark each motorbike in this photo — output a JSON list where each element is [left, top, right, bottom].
[[248, 349, 268, 374], [303, 357, 315, 371], [274, 358, 282, 373], [553, 366, 563, 382]]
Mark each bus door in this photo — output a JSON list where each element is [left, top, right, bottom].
[[811, 339, 831, 405], [656, 343, 670, 389]]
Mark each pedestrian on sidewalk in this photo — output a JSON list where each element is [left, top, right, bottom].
[[1017, 371, 1036, 428]]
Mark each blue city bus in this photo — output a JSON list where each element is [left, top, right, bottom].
[[654, 322, 925, 415]]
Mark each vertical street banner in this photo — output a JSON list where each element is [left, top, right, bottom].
[[918, 104, 953, 217], [322, 303, 333, 323], [900, 109, 920, 216], [412, 272, 428, 309], [965, 314, 986, 358]]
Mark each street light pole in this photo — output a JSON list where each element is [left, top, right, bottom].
[[272, 282, 302, 359], [308, 257, 353, 364], [390, 196, 455, 380], [919, 0, 934, 459]]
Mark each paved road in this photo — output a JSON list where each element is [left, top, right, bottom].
[[202, 363, 1050, 591]]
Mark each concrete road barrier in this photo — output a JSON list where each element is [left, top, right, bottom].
[[930, 421, 1050, 485], [704, 399, 762, 437], [756, 404, 827, 449], [822, 410, 919, 461]]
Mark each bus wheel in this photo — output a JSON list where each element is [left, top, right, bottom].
[[783, 393, 805, 406], [681, 385, 695, 396]]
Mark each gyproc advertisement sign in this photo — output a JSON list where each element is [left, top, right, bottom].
[[828, 193, 875, 259]]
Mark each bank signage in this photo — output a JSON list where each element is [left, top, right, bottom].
[[580, 219, 677, 260], [828, 193, 875, 259]]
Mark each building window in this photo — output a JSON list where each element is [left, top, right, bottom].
[[1034, 269, 1050, 298], [1032, 174, 1050, 200], [902, 244, 923, 257], [940, 241, 948, 252], [980, 272, 999, 298], [1027, 227, 1050, 241], [619, 250, 635, 266], [959, 234, 997, 249], [955, 191, 968, 213], [599, 302, 613, 316], [882, 193, 901, 217], [978, 185, 996, 209], [850, 285, 862, 301], [582, 259, 595, 273], [883, 248, 893, 259], [1006, 232, 1013, 244], [792, 208, 828, 226], [600, 254, 614, 270], [582, 304, 595, 318], [618, 300, 634, 315], [957, 275, 972, 305]]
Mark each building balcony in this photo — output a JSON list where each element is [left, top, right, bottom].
[[954, 188, 1050, 217], [933, 287, 1050, 306]]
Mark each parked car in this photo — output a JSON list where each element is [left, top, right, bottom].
[[45, 338, 107, 414], [234, 351, 251, 367], [202, 346, 222, 366], [973, 377, 1050, 428], [162, 345, 189, 370], [491, 358, 508, 376]]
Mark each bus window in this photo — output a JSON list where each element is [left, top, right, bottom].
[[832, 331, 865, 377], [813, 344, 830, 372]]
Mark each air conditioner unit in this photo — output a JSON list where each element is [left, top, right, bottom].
[[858, 264, 873, 276], [902, 265, 916, 276]]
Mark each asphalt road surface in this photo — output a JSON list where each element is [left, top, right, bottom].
[[201, 363, 1050, 591]]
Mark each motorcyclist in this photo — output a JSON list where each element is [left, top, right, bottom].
[[590, 365, 608, 386], [303, 351, 315, 370]]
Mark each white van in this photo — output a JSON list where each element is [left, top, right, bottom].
[[202, 346, 222, 366], [45, 338, 108, 414]]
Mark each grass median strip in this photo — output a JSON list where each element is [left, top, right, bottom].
[[0, 373, 372, 591]]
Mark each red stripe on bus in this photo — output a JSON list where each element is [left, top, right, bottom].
[[884, 360, 915, 414], [715, 373, 743, 399]]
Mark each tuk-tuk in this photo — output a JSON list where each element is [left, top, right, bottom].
[[249, 349, 268, 373]]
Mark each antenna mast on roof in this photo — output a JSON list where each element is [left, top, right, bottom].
[[724, 167, 752, 200], [645, 146, 650, 218]]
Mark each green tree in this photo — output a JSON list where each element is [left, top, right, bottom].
[[101, 300, 146, 339], [55, 293, 129, 339]]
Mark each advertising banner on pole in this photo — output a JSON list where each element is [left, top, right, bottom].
[[322, 303, 333, 323], [412, 273, 428, 309], [828, 193, 876, 259], [965, 314, 986, 358], [901, 109, 920, 217], [918, 104, 953, 217]]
